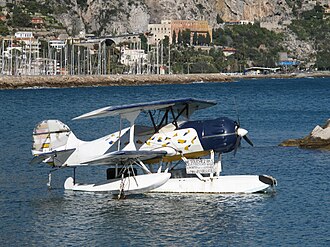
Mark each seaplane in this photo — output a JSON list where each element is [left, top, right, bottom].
[[31, 98, 277, 197]]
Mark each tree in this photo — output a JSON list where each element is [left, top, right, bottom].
[[193, 32, 198, 45], [205, 32, 211, 45], [177, 30, 182, 44], [10, 6, 31, 28], [0, 22, 9, 36], [172, 31, 176, 44], [216, 14, 224, 24], [198, 34, 206, 45], [316, 51, 330, 70], [182, 29, 191, 45], [139, 33, 148, 52], [163, 35, 170, 47]]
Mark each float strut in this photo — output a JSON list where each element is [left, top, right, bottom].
[[47, 172, 52, 189], [73, 167, 76, 185]]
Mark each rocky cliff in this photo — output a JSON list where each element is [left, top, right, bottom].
[[37, 0, 323, 64], [50, 0, 294, 36]]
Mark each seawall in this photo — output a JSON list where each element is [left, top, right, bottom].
[[1, 72, 329, 89]]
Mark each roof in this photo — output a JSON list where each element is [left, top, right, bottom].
[[73, 98, 217, 120]]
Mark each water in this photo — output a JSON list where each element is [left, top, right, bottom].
[[0, 78, 329, 246]]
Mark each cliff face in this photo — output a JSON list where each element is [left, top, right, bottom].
[[48, 0, 319, 61], [215, 0, 291, 23], [51, 0, 292, 36]]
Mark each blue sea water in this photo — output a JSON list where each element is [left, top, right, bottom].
[[0, 78, 329, 246]]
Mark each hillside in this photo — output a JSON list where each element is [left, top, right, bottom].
[[1, 0, 301, 36], [1, 0, 330, 70], [32, 0, 294, 36]]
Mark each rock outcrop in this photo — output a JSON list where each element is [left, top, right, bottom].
[[49, 0, 294, 36], [280, 119, 330, 150]]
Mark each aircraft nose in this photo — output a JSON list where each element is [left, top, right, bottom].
[[237, 127, 248, 137]]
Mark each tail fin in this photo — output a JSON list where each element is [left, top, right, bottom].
[[32, 120, 78, 166]]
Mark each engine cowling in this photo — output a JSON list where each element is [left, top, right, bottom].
[[179, 117, 238, 153]]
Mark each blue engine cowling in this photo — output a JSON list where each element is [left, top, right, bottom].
[[179, 117, 238, 153]]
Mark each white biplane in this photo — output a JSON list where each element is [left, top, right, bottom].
[[31, 98, 276, 197]]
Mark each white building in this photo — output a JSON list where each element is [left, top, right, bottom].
[[15, 31, 34, 39], [49, 40, 66, 49], [120, 48, 147, 74]]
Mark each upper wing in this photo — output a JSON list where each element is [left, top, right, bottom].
[[73, 98, 217, 120], [79, 150, 167, 166]]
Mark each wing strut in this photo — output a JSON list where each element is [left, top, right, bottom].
[[121, 111, 140, 151], [147, 105, 189, 133], [137, 159, 151, 174], [170, 107, 179, 129], [148, 110, 157, 131], [173, 103, 189, 122]]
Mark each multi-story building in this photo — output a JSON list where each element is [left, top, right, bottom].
[[120, 47, 148, 74], [148, 20, 172, 45], [0, 32, 41, 75], [14, 31, 39, 55], [148, 20, 212, 45]]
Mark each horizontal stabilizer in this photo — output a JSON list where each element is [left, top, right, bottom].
[[82, 150, 167, 165], [30, 148, 76, 167]]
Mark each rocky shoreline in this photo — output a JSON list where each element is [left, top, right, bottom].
[[280, 119, 330, 150], [1, 71, 330, 90]]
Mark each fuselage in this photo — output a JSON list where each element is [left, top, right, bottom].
[[33, 117, 240, 166]]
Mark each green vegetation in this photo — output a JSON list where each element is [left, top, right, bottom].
[[77, 0, 88, 9], [289, 4, 330, 70], [22, 0, 53, 15], [196, 4, 205, 11], [148, 23, 285, 74], [285, 0, 302, 8], [216, 14, 223, 24], [0, 21, 9, 36], [9, 6, 31, 28], [0, 1, 64, 32], [213, 24, 284, 68], [170, 46, 218, 73], [289, 4, 327, 40]]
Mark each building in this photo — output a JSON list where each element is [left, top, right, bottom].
[[224, 20, 254, 25], [49, 40, 66, 49], [15, 31, 33, 39], [0, 32, 41, 75], [148, 20, 212, 45], [14, 31, 39, 54], [148, 21, 171, 44], [31, 17, 44, 27], [120, 47, 147, 74], [278, 52, 300, 67], [222, 47, 236, 57], [0, 15, 6, 21], [244, 67, 280, 75]]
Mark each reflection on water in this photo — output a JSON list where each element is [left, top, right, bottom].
[[29, 192, 273, 246]]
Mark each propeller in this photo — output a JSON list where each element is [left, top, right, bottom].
[[233, 98, 253, 155], [233, 125, 254, 156]]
